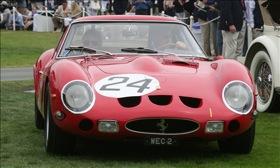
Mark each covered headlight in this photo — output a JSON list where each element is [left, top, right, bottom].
[[222, 80, 253, 114], [61, 80, 95, 114]]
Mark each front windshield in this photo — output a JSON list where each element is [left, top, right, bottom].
[[59, 22, 205, 57]]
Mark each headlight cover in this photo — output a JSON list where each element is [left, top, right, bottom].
[[61, 80, 95, 114], [222, 80, 253, 114]]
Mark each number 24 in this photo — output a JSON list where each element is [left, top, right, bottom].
[[100, 77, 152, 93]]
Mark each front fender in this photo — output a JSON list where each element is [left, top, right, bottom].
[[34, 48, 55, 114], [245, 35, 280, 88], [218, 59, 255, 89], [34, 49, 55, 94], [217, 59, 257, 112], [47, 59, 92, 120]]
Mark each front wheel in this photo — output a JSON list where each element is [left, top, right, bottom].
[[44, 86, 75, 154], [218, 122, 255, 154], [250, 50, 280, 113]]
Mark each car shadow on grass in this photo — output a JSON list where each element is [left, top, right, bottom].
[[71, 138, 227, 162]]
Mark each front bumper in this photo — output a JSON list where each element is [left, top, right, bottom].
[[52, 102, 256, 141]]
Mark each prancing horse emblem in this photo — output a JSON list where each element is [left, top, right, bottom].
[[157, 119, 168, 133]]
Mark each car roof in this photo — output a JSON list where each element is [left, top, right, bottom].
[[75, 15, 180, 23]]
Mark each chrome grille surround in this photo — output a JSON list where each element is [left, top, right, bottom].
[[125, 118, 200, 135]]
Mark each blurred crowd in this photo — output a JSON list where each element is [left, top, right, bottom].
[[0, 0, 198, 31], [0, 0, 271, 59]]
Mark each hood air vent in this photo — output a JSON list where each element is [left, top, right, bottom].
[[148, 95, 172, 105], [118, 96, 141, 108], [180, 96, 202, 108]]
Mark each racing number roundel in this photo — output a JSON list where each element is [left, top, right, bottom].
[[94, 74, 160, 98]]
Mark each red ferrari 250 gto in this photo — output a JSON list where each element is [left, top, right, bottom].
[[33, 15, 257, 154]]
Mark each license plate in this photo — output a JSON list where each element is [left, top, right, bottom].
[[146, 137, 176, 146]]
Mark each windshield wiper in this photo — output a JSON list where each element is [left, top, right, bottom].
[[64, 46, 112, 56], [65, 46, 96, 54], [121, 47, 158, 54], [180, 55, 210, 61]]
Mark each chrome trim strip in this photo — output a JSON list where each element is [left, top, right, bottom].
[[125, 118, 200, 136]]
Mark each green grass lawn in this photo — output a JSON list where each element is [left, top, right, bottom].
[[0, 30, 60, 68], [1, 81, 280, 168]]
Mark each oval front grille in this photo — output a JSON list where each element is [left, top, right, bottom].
[[126, 118, 199, 135]]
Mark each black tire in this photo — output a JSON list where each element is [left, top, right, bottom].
[[250, 50, 280, 113], [218, 122, 255, 154], [44, 86, 76, 154], [35, 96, 44, 129]]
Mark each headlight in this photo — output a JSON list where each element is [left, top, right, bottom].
[[61, 80, 95, 114], [222, 80, 253, 114]]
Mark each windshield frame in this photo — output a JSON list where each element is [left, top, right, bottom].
[[56, 20, 206, 59]]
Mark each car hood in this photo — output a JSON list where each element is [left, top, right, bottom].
[[79, 55, 222, 98]]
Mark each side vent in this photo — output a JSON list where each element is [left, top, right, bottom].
[[149, 95, 172, 105], [118, 96, 141, 108], [179, 96, 202, 108]]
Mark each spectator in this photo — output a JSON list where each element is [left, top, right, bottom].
[[252, 0, 264, 39], [150, 0, 158, 14], [52, 0, 70, 31], [113, 0, 129, 15], [7, 7, 25, 30], [17, 0, 27, 8], [54, 0, 64, 7], [21, 7, 33, 30], [245, 0, 263, 40], [88, 0, 101, 16], [30, 0, 44, 10], [207, 0, 219, 56], [0, 1, 11, 29], [163, 0, 175, 16], [174, 0, 185, 22], [130, 0, 151, 15], [215, 0, 222, 55], [70, 1, 82, 19], [46, 0, 55, 10], [183, 0, 195, 16], [16, 0, 28, 14], [219, 0, 244, 59], [194, 0, 208, 52], [157, 0, 164, 13], [195, 0, 218, 56], [236, 1, 246, 58]]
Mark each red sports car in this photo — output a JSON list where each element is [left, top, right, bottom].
[[34, 15, 257, 154]]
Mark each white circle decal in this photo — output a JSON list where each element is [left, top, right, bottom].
[[94, 74, 160, 98]]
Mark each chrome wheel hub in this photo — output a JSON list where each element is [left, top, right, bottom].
[[255, 62, 272, 104]]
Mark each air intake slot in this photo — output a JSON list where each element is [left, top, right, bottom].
[[179, 96, 202, 108], [148, 95, 172, 105], [228, 120, 240, 132], [126, 118, 199, 135], [118, 96, 141, 108], [79, 119, 93, 131], [172, 61, 190, 66]]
